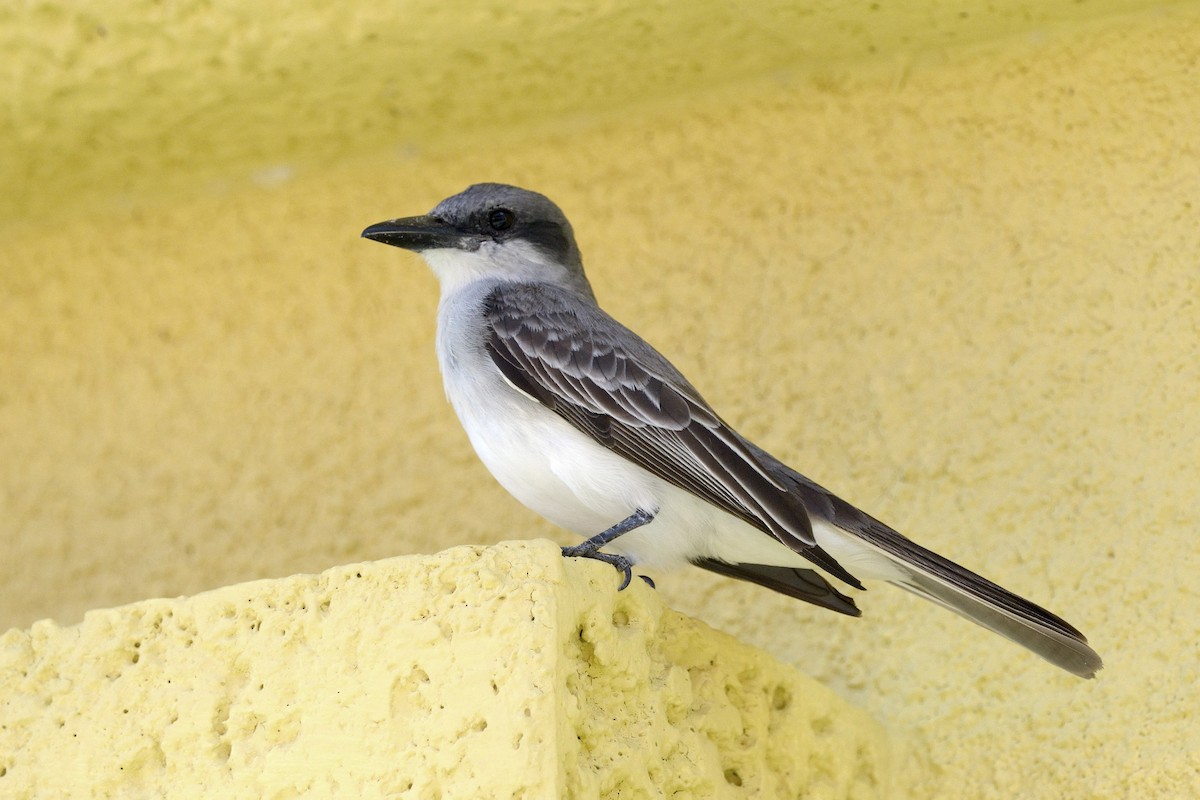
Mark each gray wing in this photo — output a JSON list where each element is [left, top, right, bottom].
[[482, 284, 1101, 676], [481, 282, 863, 590]]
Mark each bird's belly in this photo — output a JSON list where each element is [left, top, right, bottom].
[[448, 377, 639, 531], [446, 370, 747, 568]]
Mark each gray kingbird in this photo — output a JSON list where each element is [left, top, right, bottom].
[[362, 183, 1102, 678]]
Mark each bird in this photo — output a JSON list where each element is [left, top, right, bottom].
[[362, 183, 1102, 678]]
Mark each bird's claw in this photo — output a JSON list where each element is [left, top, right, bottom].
[[617, 563, 633, 591]]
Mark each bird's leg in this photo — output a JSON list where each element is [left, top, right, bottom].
[[561, 508, 655, 590]]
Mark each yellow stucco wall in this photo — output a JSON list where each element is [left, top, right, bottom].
[[0, 0, 1173, 223], [3, 1, 1198, 797]]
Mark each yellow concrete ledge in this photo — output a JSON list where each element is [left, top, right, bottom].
[[0, 540, 895, 798]]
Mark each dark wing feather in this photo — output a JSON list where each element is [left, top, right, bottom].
[[482, 283, 863, 590]]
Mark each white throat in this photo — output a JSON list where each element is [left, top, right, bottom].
[[422, 240, 575, 298]]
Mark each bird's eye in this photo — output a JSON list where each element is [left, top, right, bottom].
[[488, 208, 515, 231]]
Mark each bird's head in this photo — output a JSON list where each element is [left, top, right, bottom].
[[362, 183, 593, 299]]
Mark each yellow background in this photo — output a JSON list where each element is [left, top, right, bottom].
[[3, 1, 1198, 796]]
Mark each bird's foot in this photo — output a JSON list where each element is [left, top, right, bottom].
[[560, 545, 634, 590], [559, 509, 657, 591]]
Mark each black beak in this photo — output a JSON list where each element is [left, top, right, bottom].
[[361, 215, 473, 251]]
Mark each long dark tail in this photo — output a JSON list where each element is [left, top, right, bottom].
[[799, 478, 1102, 678], [723, 441, 1103, 678], [870, 534, 1102, 678]]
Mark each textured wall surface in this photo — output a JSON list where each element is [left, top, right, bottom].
[[0, 541, 898, 798], [3, 0, 1199, 797], [0, 0, 1171, 221]]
